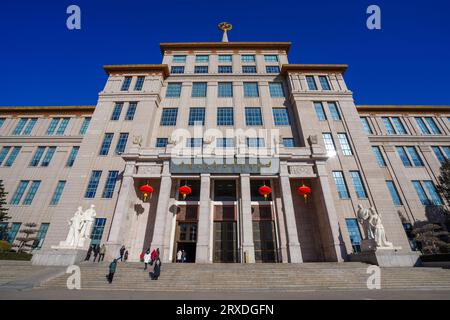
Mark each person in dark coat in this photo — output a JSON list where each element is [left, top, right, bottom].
[[93, 245, 100, 262], [107, 259, 117, 284], [85, 245, 93, 261], [149, 257, 161, 280], [124, 250, 129, 262], [119, 245, 126, 262]]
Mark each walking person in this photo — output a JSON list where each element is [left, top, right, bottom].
[[99, 244, 106, 262], [143, 249, 151, 270], [176, 249, 182, 263], [182, 250, 187, 263], [124, 250, 129, 262], [85, 245, 93, 261], [151, 248, 158, 262], [119, 245, 126, 262], [93, 245, 100, 263], [107, 259, 117, 284], [149, 256, 162, 280]]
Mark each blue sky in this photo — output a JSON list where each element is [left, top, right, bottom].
[[0, 0, 449, 106]]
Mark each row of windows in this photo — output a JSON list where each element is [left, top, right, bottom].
[[332, 171, 367, 200], [84, 170, 119, 199], [314, 102, 341, 121], [166, 82, 285, 98], [111, 103, 137, 121], [306, 76, 331, 91], [172, 54, 279, 64], [160, 107, 291, 127], [372, 145, 450, 168], [361, 116, 444, 136], [170, 65, 281, 74], [4, 117, 91, 137], [0, 146, 80, 168], [0, 222, 50, 248], [121, 76, 145, 91], [385, 179, 443, 206], [10, 180, 64, 206], [322, 133, 353, 156], [155, 137, 296, 149], [99, 133, 129, 156]]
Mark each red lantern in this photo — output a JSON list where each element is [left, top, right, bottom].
[[297, 184, 312, 203], [179, 185, 192, 200], [258, 185, 272, 200], [139, 184, 154, 202]]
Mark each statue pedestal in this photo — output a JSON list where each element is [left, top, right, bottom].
[[31, 247, 88, 266]]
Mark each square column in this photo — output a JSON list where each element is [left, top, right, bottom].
[[240, 174, 255, 263], [279, 164, 303, 263], [196, 174, 212, 263]]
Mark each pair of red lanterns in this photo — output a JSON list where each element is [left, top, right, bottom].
[[139, 183, 193, 201], [258, 183, 312, 202]]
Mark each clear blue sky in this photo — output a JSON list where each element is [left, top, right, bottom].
[[0, 0, 449, 106]]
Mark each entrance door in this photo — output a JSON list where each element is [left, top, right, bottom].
[[252, 205, 277, 263], [175, 223, 197, 263], [214, 221, 238, 262]]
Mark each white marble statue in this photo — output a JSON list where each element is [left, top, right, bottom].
[[79, 205, 97, 246], [57, 205, 97, 249], [357, 204, 374, 240], [369, 207, 394, 248], [61, 207, 83, 247]]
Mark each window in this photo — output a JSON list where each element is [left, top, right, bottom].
[[156, 138, 168, 148], [134, 76, 145, 91], [115, 133, 129, 155], [243, 82, 259, 97], [125, 102, 137, 121], [241, 55, 255, 63], [333, 171, 350, 199], [319, 76, 331, 90], [10, 181, 29, 205], [351, 171, 367, 199], [0, 118, 4, 129], [66, 147, 79, 167], [266, 66, 280, 73], [188, 108, 206, 126], [391, 117, 407, 134], [171, 66, 185, 74], [360, 117, 373, 134], [383, 117, 407, 135], [41, 147, 56, 167], [4, 147, 21, 167], [242, 66, 257, 74], [22, 118, 37, 136], [85, 171, 102, 198], [412, 181, 430, 205], [382, 117, 395, 135], [22, 181, 40, 205], [264, 55, 278, 62], [79, 117, 91, 135], [218, 55, 232, 63], [415, 117, 429, 134], [425, 118, 441, 134], [90, 218, 107, 246], [423, 181, 443, 205], [432, 146, 447, 165], [160, 108, 178, 126], [396, 147, 412, 167], [111, 103, 123, 121], [314, 102, 327, 121], [218, 66, 232, 73], [443, 147, 450, 159], [56, 118, 69, 135], [13, 118, 27, 135], [195, 55, 209, 63], [396, 146, 423, 167], [194, 66, 209, 74], [121, 77, 132, 91], [14, 118, 36, 136], [216, 138, 235, 148], [346, 219, 362, 253], [273, 108, 290, 125], [269, 82, 285, 97], [30, 147, 45, 167], [192, 82, 207, 97], [218, 82, 233, 97], [386, 181, 402, 205], [372, 146, 386, 167], [166, 83, 182, 98], [7, 223, 21, 244], [99, 133, 114, 156], [217, 107, 234, 126], [172, 55, 186, 63], [416, 117, 441, 135], [338, 133, 353, 156], [46, 118, 60, 135], [245, 108, 263, 126], [322, 133, 336, 156], [102, 171, 119, 198], [50, 181, 66, 205], [247, 138, 265, 148], [282, 138, 295, 148], [328, 102, 341, 120], [186, 138, 203, 148], [33, 223, 49, 249], [406, 146, 424, 167], [306, 76, 318, 90], [0, 147, 11, 166]]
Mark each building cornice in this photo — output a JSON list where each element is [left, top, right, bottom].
[[103, 64, 170, 78], [357, 105, 450, 113], [160, 42, 292, 54], [281, 64, 348, 74]]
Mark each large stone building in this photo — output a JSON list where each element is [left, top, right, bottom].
[[1, 33, 449, 266]]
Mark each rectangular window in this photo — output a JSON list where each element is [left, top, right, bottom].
[[195, 55, 209, 63], [192, 82, 207, 97], [10, 181, 29, 205], [4, 147, 21, 167], [46, 118, 60, 135], [245, 107, 263, 126], [172, 55, 186, 63], [171, 66, 185, 74], [247, 138, 265, 148], [115, 133, 129, 155], [333, 171, 350, 199], [217, 107, 234, 126], [56, 118, 69, 135], [243, 82, 259, 97], [186, 138, 203, 148], [218, 55, 232, 63], [66, 147, 79, 167], [13, 118, 28, 135], [396, 147, 412, 167], [273, 108, 290, 126], [443, 146, 450, 159], [372, 146, 386, 167], [425, 117, 441, 134], [85, 171, 102, 198], [432, 146, 446, 165], [351, 171, 367, 199], [338, 133, 353, 156], [242, 66, 257, 74], [22, 118, 37, 136], [423, 181, 443, 205], [99, 133, 114, 156], [282, 138, 295, 148], [346, 219, 362, 253], [415, 117, 430, 134], [328, 102, 341, 120], [121, 77, 132, 91], [41, 147, 56, 167], [218, 82, 233, 97], [23, 181, 40, 205], [360, 117, 373, 134], [0, 118, 4, 129], [216, 138, 235, 148], [166, 83, 182, 98], [0, 147, 11, 166], [241, 55, 255, 63], [194, 66, 209, 73], [391, 117, 407, 134], [33, 223, 49, 249], [382, 117, 396, 135], [264, 55, 278, 62], [7, 223, 21, 244], [125, 102, 137, 121], [406, 146, 424, 167], [266, 66, 280, 73], [306, 76, 318, 90], [134, 76, 145, 91], [90, 218, 107, 246], [314, 102, 327, 121], [269, 82, 285, 97], [156, 138, 168, 148], [30, 147, 46, 167], [319, 76, 331, 90], [111, 103, 123, 121], [322, 133, 336, 155], [102, 171, 119, 198], [160, 108, 178, 126], [412, 181, 430, 205], [79, 117, 91, 135], [386, 181, 402, 205], [218, 66, 232, 73], [188, 108, 206, 126], [50, 181, 66, 205]]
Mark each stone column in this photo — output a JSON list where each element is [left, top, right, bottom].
[[316, 161, 345, 262], [240, 174, 255, 263], [279, 164, 303, 263], [150, 161, 172, 261], [196, 174, 211, 263]]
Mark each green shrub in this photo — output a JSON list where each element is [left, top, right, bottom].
[[0, 240, 11, 253], [0, 252, 32, 261]]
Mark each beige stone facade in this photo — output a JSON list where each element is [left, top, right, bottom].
[[1, 41, 449, 266]]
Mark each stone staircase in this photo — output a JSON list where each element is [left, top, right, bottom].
[[0, 261, 64, 289], [39, 262, 450, 292]]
